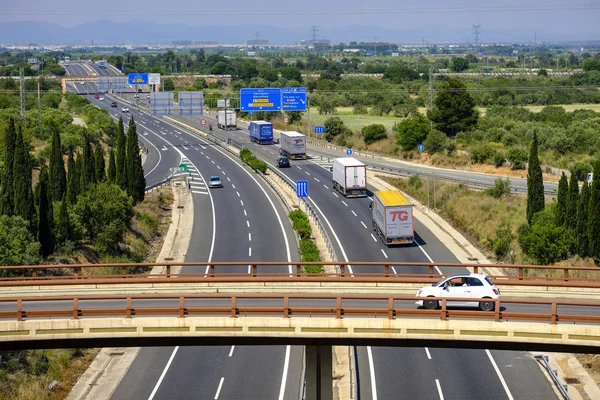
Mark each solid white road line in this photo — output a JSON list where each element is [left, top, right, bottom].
[[425, 348, 432, 360], [367, 347, 378, 400], [361, 221, 368, 229], [228, 346, 235, 357], [214, 377, 225, 399], [277, 346, 291, 400], [435, 379, 444, 400], [351, 210, 357, 217], [486, 350, 515, 400], [147, 346, 180, 400], [415, 240, 443, 275], [381, 249, 388, 259], [371, 234, 377, 242]]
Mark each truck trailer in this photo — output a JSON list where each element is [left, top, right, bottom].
[[217, 110, 237, 130], [97, 60, 106, 68], [332, 157, 367, 197], [279, 131, 307, 159], [249, 121, 274, 144], [371, 190, 414, 246]]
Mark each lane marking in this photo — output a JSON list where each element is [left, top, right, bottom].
[[243, 209, 247, 216], [249, 247, 252, 257], [248, 232, 252, 242], [391, 266, 398, 274], [342, 201, 348, 207], [323, 185, 329, 189], [361, 221, 368, 229], [217, 166, 221, 170], [228, 346, 235, 357], [240, 200, 244, 206], [367, 347, 378, 400], [332, 193, 339, 198], [305, 171, 310, 176], [278, 346, 291, 400], [214, 377, 224, 400], [246, 220, 250, 228], [191, 191, 208, 194], [371, 233, 377, 242], [435, 379, 444, 400], [381, 249, 388, 259], [486, 350, 514, 400], [425, 348, 432, 360], [351, 210, 357, 217], [314, 178, 320, 182], [232, 184, 236, 189], [236, 191, 241, 197], [147, 346, 180, 400], [211, 160, 215, 164], [296, 166, 302, 170], [415, 240, 443, 275]]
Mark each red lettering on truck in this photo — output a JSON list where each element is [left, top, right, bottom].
[[390, 210, 409, 222]]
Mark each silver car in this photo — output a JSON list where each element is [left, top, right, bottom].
[[208, 176, 223, 188]]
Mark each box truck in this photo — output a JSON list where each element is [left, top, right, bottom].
[[332, 157, 367, 197], [217, 110, 237, 130], [97, 60, 106, 69], [249, 121, 273, 144], [371, 190, 414, 246], [279, 131, 306, 159]]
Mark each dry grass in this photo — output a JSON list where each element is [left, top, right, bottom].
[[575, 354, 600, 386], [301, 107, 399, 132]]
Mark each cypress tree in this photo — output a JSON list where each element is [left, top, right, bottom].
[[55, 194, 71, 245], [94, 146, 106, 182], [74, 152, 82, 197], [588, 161, 600, 261], [555, 172, 568, 227], [0, 117, 16, 216], [80, 135, 96, 189], [116, 117, 127, 190], [126, 117, 145, 201], [107, 148, 117, 183], [48, 128, 67, 202], [526, 132, 545, 224], [13, 128, 31, 224], [576, 181, 591, 258], [66, 149, 78, 205], [37, 165, 54, 257], [566, 171, 579, 232]]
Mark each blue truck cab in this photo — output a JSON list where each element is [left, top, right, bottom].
[[249, 121, 274, 144]]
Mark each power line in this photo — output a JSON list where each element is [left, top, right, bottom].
[[2, 4, 599, 17], [472, 24, 482, 44]]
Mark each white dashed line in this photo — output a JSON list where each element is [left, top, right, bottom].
[[237, 191, 240, 197], [425, 348, 432, 360], [305, 171, 310, 176], [217, 166, 221, 170], [211, 160, 215, 164], [240, 200, 244, 206], [314, 178, 320, 182], [332, 193, 339, 198], [214, 377, 225, 399], [371, 234, 377, 242], [232, 184, 236, 189], [227, 177, 231, 182], [248, 232, 252, 242], [381, 249, 388, 259], [323, 185, 329, 189], [361, 221, 368, 229], [435, 379, 444, 400], [249, 247, 252, 257], [296, 166, 302, 170], [342, 201, 348, 207], [351, 210, 357, 217], [243, 209, 247, 216], [246, 220, 250, 228], [228, 346, 235, 357]]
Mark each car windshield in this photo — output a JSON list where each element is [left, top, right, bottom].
[[210, 177, 220, 182]]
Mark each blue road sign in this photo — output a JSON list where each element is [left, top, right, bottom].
[[282, 87, 307, 111], [240, 88, 281, 112], [296, 180, 309, 198], [314, 126, 325, 134], [418, 144, 425, 152], [346, 149, 353, 156], [128, 73, 149, 85], [121, 65, 125, 71]]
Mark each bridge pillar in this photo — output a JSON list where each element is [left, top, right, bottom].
[[305, 345, 333, 400]]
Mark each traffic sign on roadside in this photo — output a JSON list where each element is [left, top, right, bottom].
[[284, 117, 289, 123], [314, 126, 325, 134], [346, 149, 353, 156], [418, 144, 425, 152], [201, 119, 206, 125], [296, 180, 309, 198]]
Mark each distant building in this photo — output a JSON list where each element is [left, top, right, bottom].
[[195, 41, 218, 45], [247, 39, 269, 46]]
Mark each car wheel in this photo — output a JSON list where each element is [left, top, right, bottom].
[[423, 298, 438, 310], [479, 300, 495, 311]]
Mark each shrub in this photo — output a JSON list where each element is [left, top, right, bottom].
[[493, 152, 505, 168], [572, 162, 593, 181], [470, 144, 497, 164], [409, 175, 423, 189], [423, 130, 447, 154], [353, 104, 368, 115], [485, 178, 512, 198], [492, 222, 514, 260], [518, 219, 574, 264], [446, 141, 457, 156], [506, 147, 528, 170], [361, 124, 388, 145]]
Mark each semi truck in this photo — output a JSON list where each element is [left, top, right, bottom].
[[370, 190, 414, 246], [217, 110, 237, 130], [279, 131, 307, 159], [249, 121, 274, 144], [332, 157, 367, 197], [97, 60, 106, 68]]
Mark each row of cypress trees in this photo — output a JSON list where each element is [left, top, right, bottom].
[[526, 131, 600, 261], [0, 115, 145, 258]]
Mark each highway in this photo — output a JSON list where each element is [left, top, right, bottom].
[[163, 111, 559, 400], [65, 76, 304, 399]]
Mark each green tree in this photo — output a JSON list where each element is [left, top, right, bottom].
[[12, 128, 34, 232], [116, 118, 127, 190], [72, 182, 134, 253], [427, 77, 479, 137], [0, 117, 16, 216], [237, 61, 259, 81], [94, 146, 106, 182], [316, 95, 336, 115], [107, 148, 117, 183], [66, 150, 78, 205], [518, 210, 574, 264], [126, 117, 146, 203], [588, 161, 600, 261], [48, 127, 66, 202], [0, 215, 41, 270], [162, 78, 175, 91], [361, 124, 388, 145], [394, 113, 431, 150], [526, 132, 545, 225], [451, 57, 470, 72], [555, 172, 568, 227], [566, 172, 579, 232], [423, 130, 448, 154], [80, 134, 95, 189], [323, 117, 351, 142], [576, 181, 591, 257], [278, 66, 302, 82], [54, 194, 71, 245], [37, 165, 54, 257]]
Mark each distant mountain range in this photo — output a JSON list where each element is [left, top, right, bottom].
[[0, 20, 598, 46]]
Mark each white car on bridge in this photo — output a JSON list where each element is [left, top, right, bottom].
[[415, 273, 500, 311]]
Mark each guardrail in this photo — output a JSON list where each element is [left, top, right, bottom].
[[535, 355, 571, 400], [2, 293, 600, 325], [1, 262, 599, 288]]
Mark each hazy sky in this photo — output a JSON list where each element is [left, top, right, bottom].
[[1, 0, 598, 35]]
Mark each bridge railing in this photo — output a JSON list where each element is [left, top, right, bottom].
[[0, 262, 599, 288], [2, 293, 600, 325]]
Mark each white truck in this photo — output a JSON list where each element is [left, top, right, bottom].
[[217, 110, 237, 130], [371, 190, 414, 246], [586, 172, 593, 186], [332, 157, 367, 197], [279, 131, 307, 160]]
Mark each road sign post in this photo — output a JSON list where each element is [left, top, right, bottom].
[[314, 126, 325, 134], [296, 180, 309, 207], [346, 149, 353, 156], [418, 144, 425, 152]]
